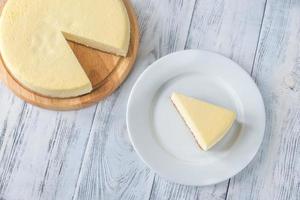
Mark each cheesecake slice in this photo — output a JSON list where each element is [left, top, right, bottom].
[[171, 92, 236, 151]]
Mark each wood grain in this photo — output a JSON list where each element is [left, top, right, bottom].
[[67, 42, 120, 88], [150, 176, 227, 200], [0, 93, 98, 199], [73, 0, 199, 199], [0, 0, 139, 110], [226, 0, 300, 199], [186, 0, 267, 73], [0, 84, 25, 167]]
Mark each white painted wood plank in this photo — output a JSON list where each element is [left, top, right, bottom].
[[227, 0, 300, 199], [0, 84, 25, 195], [150, 176, 227, 200], [0, 84, 97, 199], [73, 0, 199, 199], [186, 0, 267, 73], [74, 95, 154, 200], [149, 0, 267, 199], [0, 85, 24, 151]]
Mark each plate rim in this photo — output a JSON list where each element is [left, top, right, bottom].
[[127, 49, 266, 186]]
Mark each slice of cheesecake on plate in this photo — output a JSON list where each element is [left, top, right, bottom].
[[171, 92, 236, 151]]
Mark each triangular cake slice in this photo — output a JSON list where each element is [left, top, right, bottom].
[[171, 92, 236, 151]]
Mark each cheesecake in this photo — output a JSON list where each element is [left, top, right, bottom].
[[171, 92, 236, 151], [0, 0, 130, 97]]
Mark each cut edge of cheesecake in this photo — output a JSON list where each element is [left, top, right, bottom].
[[62, 26, 130, 57], [171, 92, 236, 151]]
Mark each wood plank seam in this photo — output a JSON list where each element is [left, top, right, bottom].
[[146, 0, 198, 198], [74, 91, 124, 199], [249, 0, 269, 76], [147, 175, 158, 200], [224, 0, 268, 199], [71, 104, 99, 200], [184, 0, 198, 49], [144, 175, 155, 200], [224, 179, 231, 200], [0, 102, 26, 194]]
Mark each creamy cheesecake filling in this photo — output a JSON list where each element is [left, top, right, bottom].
[[62, 31, 129, 57], [171, 92, 236, 151]]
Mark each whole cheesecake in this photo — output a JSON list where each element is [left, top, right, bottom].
[[0, 0, 130, 98]]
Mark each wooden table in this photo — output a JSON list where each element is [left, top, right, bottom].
[[0, 0, 299, 199]]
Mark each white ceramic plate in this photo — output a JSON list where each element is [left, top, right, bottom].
[[127, 50, 265, 186]]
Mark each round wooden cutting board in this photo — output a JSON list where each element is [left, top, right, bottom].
[[0, 0, 139, 110]]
